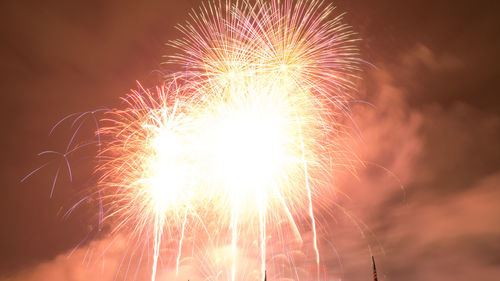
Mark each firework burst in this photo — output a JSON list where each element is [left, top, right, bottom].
[[164, 0, 360, 279], [96, 81, 205, 280], [37, 1, 361, 280]]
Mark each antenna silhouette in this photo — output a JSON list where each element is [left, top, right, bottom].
[[372, 256, 378, 281]]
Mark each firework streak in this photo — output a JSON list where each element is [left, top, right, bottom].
[[65, 1, 360, 280]]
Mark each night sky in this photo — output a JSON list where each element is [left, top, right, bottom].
[[1, 0, 500, 280]]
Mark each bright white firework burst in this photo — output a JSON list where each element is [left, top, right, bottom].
[[75, 1, 360, 281]]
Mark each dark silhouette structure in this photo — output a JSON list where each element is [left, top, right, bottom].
[[372, 256, 378, 281]]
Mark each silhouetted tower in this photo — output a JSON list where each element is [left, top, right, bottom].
[[264, 270, 266, 281], [372, 256, 378, 281]]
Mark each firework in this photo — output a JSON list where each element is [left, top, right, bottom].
[[96, 81, 204, 280], [165, 0, 360, 280], [38, 1, 361, 280], [96, 78, 326, 281]]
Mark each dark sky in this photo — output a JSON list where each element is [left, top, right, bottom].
[[1, 0, 500, 280]]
